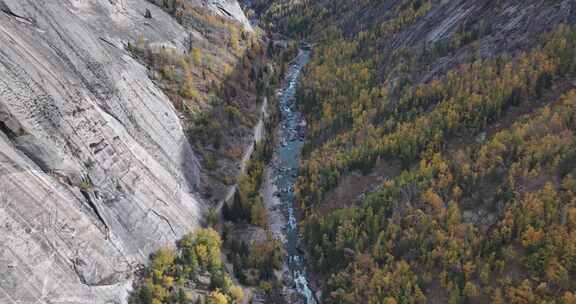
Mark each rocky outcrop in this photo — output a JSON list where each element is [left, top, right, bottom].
[[0, 0, 250, 303], [198, 0, 253, 31], [212, 0, 253, 31]]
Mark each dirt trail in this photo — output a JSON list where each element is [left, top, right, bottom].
[[219, 97, 268, 210]]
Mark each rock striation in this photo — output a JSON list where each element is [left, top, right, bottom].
[[0, 0, 250, 303], [200, 0, 253, 31]]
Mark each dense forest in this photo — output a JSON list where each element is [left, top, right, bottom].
[[130, 0, 576, 303], [257, 0, 576, 303]]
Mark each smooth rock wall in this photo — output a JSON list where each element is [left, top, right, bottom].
[[0, 0, 250, 302]]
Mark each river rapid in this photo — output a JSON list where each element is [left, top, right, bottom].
[[262, 49, 317, 304]]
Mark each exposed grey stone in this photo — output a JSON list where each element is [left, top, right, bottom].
[[0, 0, 250, 303], [196, 273, 212, 287], [193, 0, 253, 31]]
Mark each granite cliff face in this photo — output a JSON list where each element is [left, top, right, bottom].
[[0, 0, 249, 303], [197, 0, 253, 30]]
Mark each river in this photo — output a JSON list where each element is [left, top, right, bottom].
[[262, 49, 317, 303]]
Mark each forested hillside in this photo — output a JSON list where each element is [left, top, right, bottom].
[[125, 1, 296, 303], [259, 0, 576, 303]]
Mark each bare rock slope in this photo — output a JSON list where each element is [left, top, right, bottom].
[[198, 0, 252, 30], [0, 0, 249, 303]]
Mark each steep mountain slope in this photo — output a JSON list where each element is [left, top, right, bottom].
[[260, 0, 576, 303], [134, 0, 273, 205], [0, 0, 251, 303], [195, 0, 252, 30]]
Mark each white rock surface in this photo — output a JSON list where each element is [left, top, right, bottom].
[[0, 0, 250, 303], [199, 0, 253, 31]]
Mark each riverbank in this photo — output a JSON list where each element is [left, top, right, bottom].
[[260, 49, 317, 304], [214, 45, 315, 304]]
